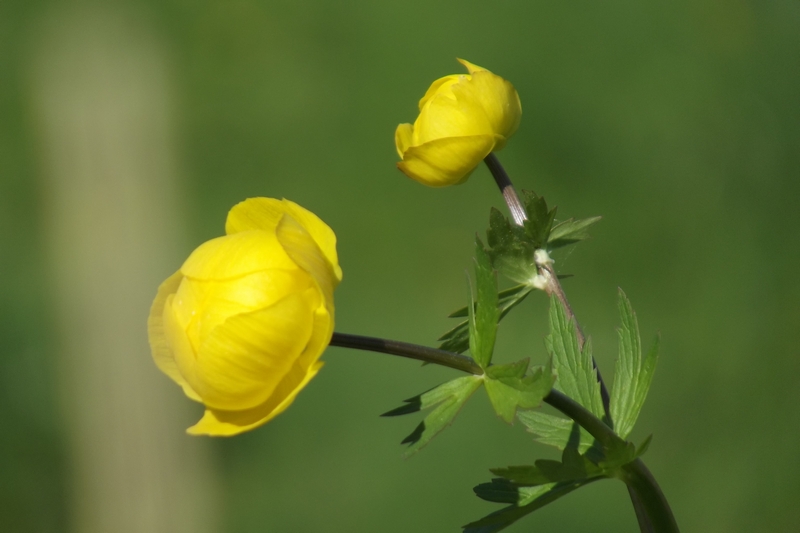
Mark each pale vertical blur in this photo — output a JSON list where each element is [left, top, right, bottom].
[[30, 5, 217, 533]]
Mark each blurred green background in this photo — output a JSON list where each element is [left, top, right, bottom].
[[2, 0, 799, 531]]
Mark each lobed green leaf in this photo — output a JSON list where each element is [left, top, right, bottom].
[[546, 298, 605, 419], [516, 411, 595, 453], [609, 290, 659, 439], [547, 216, 602, 249], [448, 284, 533, 318], [469, 240, 499, 368], [484, 361, 554, 423], [438, 285, 532, 354], [382, 376, 483, 457], [465, 479, 598, 533]]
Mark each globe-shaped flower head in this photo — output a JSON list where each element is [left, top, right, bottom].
[[148, 197, 341, 436], [395, 59, 522, 187]]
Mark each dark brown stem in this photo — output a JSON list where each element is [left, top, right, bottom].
[[329, 332, 483, 375], [484, 153, 527, 226]]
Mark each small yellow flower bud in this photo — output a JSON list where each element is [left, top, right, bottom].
[[148, 198, 342, 436], [395, 59, 522, 187]]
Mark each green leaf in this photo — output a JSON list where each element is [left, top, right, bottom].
[[472, 477, 522, 504], [546, 298, 605, 419], [465, 480, 598, 533], [490, 451, 603, 487], [448, 284, 532, 318], [381, 376, 483, 457], [547, 216, 602, 249], [471, 422, 622, 532], [485, 361, 554, 423], [469, 240, 499, 368], [609, 290, 659, 439], [516, 411, 596, 453], [438, 285, 533, 354]]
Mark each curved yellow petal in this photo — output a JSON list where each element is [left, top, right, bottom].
[[225, 197, 285, 235], [456, 58, 486, 75], [181, 230, 296, 281], [226, 197, 341, 283], [276, 214, 338, 309], [174, 270, 314, 351], [281, 200, 342, 283], [397, 134, 496, 187], [163, 292, 203, 401], [187, 361, 324, 436], [192, 292, 315, 411], [417, 74, 462, 110], [413, 89, 493, 145], [189, 300, 331, 436], [148, 271, 202, 402], [296, 303, 333, 370], [454, 69, 521, 144], [395, 123, 414, 158]]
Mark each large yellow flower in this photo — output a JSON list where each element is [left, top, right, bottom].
[[148, 197, 342, 436], [395, 58, 522, 187]]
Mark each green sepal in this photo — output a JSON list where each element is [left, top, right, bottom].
[[547, 216, 602, 250], [485, 207, 539, 285], [484, 360, 554, 424], [609, 289, 659, 439], [546, 298, 605, 419], [636, 434, 653, 457], [483, 191, 556, 285], [381, 375, 483, 457], [520, 190, 557, 249], [468, 239, 499, 368], [438, 284, 533, 354]]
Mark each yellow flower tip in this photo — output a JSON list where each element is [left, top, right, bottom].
[[147, 197, 340, 436], [456, 58, 486, 74], [395, 60, 521, 187]]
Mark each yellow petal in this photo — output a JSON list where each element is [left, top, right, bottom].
[[226, 198, 342, 283], [295, 304, 333, 370], [187, 361, 324, 436], [192, 292, 315, 410], [181, 230, 297, 281], [413, 89, 493, 145], [276, 213, 338, 309], [188, 295, 332, 436], [173, 270, 314, 352], [454, 69, 521, 142], [395, 123, 414, 158], [163, 292, 203, 400], [281, 200, 342, 283], [225, 197, 285, 234], [456, 58, 487, 74], [417, 74, 462, 110], [397, 134, 496, 187], [148, 271, 202, 402]]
